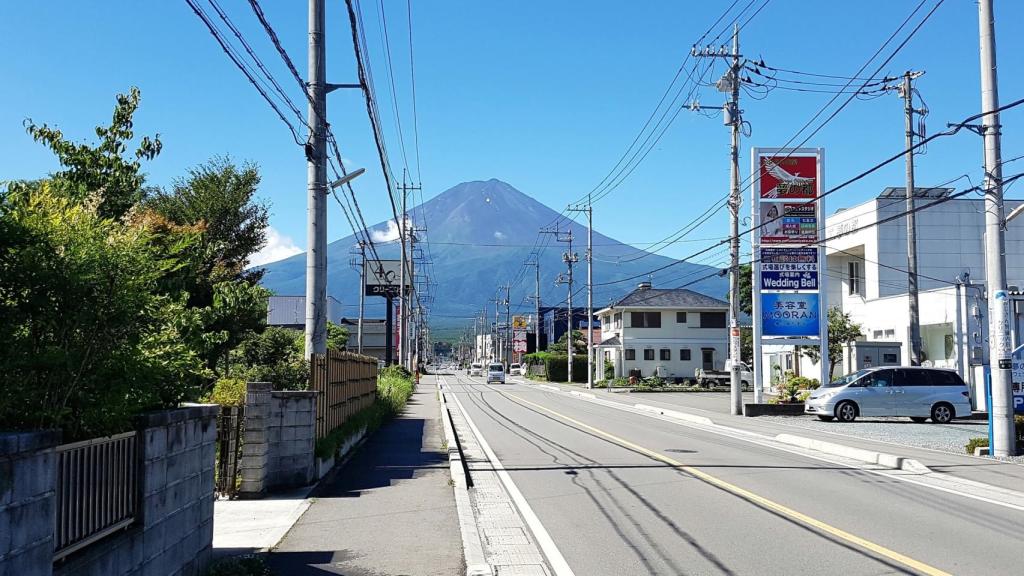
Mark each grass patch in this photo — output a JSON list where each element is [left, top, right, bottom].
[[314, 365, 415, 460]]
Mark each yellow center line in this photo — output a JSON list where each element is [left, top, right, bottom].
[[499, 388, 951, 576]]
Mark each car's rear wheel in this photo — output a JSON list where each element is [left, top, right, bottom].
[[835, 401, 858, 422], [909, 416, 928, 423], [931, 403, 954, 424], [817, 415, 835, 422]]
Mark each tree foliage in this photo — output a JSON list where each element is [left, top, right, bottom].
[[801, 307, 864, 380], [24, 87, 162, 219], [1, 89, 281, 438]]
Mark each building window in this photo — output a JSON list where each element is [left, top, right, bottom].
[[644, 349, 655, 361], [660, 348, 670, 361], [699, 312, 727, 328], [631, 311, 662, 328], [872, 330, 884, 340], [676, 311, 687, 323], [884, 329, 895, 339], [613, 312, 622, 329], [883, 353, 898, 363], [680, 349, 691, 361], [848, 261, 864, 296], [625, 348, 635, 360]]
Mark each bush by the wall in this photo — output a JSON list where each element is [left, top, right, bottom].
[[203, 377, 247, 406]]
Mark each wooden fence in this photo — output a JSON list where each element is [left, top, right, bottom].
[[309, 350, 379, 440]]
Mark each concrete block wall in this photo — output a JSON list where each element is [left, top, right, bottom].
[[54, 405, 219, 576], [1, 406, 216, 576], [0, 430, 61, 576], [238, 382, 272, 497], [266, 391, 317, 489], [238, 384, 318, 497]]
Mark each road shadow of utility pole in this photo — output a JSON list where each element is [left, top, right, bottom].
[[266, 550, 355, 575]]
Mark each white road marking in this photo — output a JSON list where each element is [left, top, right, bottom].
[[447, 379, 576, 576]]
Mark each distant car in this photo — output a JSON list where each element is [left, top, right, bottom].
[[805, 366, 971, 423], [469, 363, 483, 377], [508, 363, 522, 376], [487, 363, 506, 384]]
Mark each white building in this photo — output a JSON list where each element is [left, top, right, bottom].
[[596, 283, 729, 381], [766, 188, 1024, 408]]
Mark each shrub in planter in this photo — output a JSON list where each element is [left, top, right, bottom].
[[965, 437, 989, 455]]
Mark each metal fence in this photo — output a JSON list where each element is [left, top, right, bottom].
[[309, 350, 378, 440], [216, 405, 245, 497], [54, 431, 139, 560]]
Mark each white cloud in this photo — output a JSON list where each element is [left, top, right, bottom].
[[370, 217, 412, 243], [494, 231, 506, 240], [247, 226, 303, 267]]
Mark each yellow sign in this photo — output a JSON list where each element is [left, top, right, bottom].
[[512, 315, 527, 329]]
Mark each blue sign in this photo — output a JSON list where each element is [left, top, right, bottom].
[[761, 292, 820, 337]]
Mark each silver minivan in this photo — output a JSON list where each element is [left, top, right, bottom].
[[805, 367, 971, 423], [487, 362, 506, 384]]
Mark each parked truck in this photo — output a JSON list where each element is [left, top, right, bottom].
[[695, 360, 753, 389]]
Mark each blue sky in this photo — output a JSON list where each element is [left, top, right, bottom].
[[2, 1, 1022, 269]]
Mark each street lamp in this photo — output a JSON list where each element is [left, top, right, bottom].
[[330, 167, 366, 190]]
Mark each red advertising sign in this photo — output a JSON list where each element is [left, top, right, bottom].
[[760, 156, 818, 199]]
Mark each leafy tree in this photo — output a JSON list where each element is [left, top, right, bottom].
[[736, 263, 753, 316], [549, 330, 585, 354], [233, 327, 308, 390], [24, 87, 162, 219], [0, 182, 205, 438], [801, 307, 864, 380], [145, 157, 269, 290], [327, 322, 350, 351]]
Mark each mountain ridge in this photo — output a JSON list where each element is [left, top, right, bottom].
[[258, 179, 727, 333]]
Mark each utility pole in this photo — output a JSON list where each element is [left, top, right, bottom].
[[692, 24, 745, 413], [978, 0, 1016, 457], [525, 258, 541, 353], [569, 203, 595, 388], [397, 173, 421, 372], [357, 241, 366, 354], [503, 284, 511, 365], [304, 0, 328, 358], [556, 230, 578, 383], [894, 70, 926, 366]]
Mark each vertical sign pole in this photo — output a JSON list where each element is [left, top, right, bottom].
[[818, 148, 830, 388], [751, 148, 764, 403]]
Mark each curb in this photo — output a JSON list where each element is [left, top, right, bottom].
[[437, 381, 492, 576], [775, 433, 932, 473], [633, 404, 715, 426]]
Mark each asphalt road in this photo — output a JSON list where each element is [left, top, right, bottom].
[[444, 373, 1024, 576]]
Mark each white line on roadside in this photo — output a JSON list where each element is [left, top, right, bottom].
[[447, 380, 577, 576]]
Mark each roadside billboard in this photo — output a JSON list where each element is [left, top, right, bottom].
[[363, 259, 412, 297], [750, 147, 828, 397]]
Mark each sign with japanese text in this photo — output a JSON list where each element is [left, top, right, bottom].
[[364, 259, 412, 297], [761, 292, 821, 337], [759, 201, 818, 244], [759, 156, 818, 199], [512, 316, 528, 329], [760, 247, 818, 290]]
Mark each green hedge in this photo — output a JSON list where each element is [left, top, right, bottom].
[[542, 355, 589, 383]]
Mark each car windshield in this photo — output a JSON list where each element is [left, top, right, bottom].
[[489, 364, 503, 371], [510, 364, 520, 369], [824, 369, 870, 388]]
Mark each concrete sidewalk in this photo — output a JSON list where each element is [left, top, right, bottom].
[[267, 380, 464, 575]]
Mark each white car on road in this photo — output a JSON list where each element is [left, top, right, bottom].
[[469, 363, 483, 377], [805, 366, 972, 423], [487, 363, 506, 384]]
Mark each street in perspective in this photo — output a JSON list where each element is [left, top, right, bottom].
[[2, 1, 1024, 576]]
